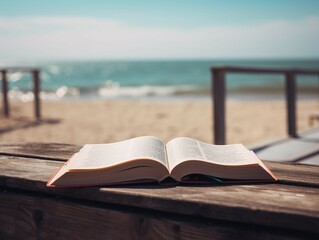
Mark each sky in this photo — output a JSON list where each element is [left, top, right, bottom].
[[0, 0, 319, 60]]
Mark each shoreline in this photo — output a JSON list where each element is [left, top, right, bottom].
[[7, 91, 319, 102]]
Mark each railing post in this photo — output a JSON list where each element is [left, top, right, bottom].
[[212, 68, 226, 144], [32, 69, 41, 119], [1, 70, 9, 117], [285, 72, 297, 137]]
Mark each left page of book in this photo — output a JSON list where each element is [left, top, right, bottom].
[[65, 136, 168, 170], [47, 136, 169, 187]]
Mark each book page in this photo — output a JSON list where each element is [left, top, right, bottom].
[[126, 136, 167, 166], [66, 136, 168, 170], [167, 137, 258, 170], [198, 141, 257, 165], [166, 137, 205, 170]]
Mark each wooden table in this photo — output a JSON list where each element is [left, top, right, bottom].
[[0, 143, 318, 239]]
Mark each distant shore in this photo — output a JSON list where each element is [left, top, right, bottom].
[[4, 59, 319, 101], [1, 98, 318, 146], [7, 87, 319, 102]]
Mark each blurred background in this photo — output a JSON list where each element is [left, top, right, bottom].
[[0, 0, 318, 145]]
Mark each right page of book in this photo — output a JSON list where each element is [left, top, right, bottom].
[[166, 137, 258, 171]]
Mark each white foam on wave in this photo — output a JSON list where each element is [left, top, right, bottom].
[[98, 84, 199, 98], [8, 89, 34, 102], [7, 85, 81, 102], [5, 83, 204, 102], [8, 72, 26, 82], [48, 65, 60, 75], [55, 86, 80, 98]]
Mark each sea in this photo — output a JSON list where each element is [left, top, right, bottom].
[[2, 59, 319, 101]]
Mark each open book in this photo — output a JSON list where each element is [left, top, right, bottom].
[[47, 136, 277, 187]]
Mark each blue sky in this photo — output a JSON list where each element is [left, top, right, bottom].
[[2, 0, 319, 27], [1, 0, 319, 60]]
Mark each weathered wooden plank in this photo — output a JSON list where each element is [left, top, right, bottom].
[[263, 161, 319, 187], [256, 139, 319, 163], [212, 68, 226, 144], [285, 72, 297, 137], [0, 155, 318, 234], [0, 142, 81, 161], [210, 66, 319, 75], [1, 190, 312, 240], [253, 128, 319, 164], [300, 128, 319, 139], [299, 154, 319, 165], [1, 70, 9, 117]]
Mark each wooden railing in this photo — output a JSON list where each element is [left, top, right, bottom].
[[1, 67, 41, 119], [210, 66, 319, 144]]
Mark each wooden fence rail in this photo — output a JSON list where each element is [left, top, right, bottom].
[[211, 66, 319, 145], [0, 67, 41, 119]]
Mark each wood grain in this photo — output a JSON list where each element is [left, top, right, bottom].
[[263, 161, 319, 187], [0, 155, 318, 234], [0, 190, 315, 240], [0, 142, 81, 161]]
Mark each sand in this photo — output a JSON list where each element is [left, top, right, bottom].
[[0, 99, 318, 146]]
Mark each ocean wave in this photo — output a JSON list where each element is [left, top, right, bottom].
[[97, 84, 207, 98], [8, 86, 80, 102], [6, 84, 318, 102], [6, 85, 208, 101]]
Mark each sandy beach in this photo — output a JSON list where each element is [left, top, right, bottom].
[[0, 99, 317, 146]]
